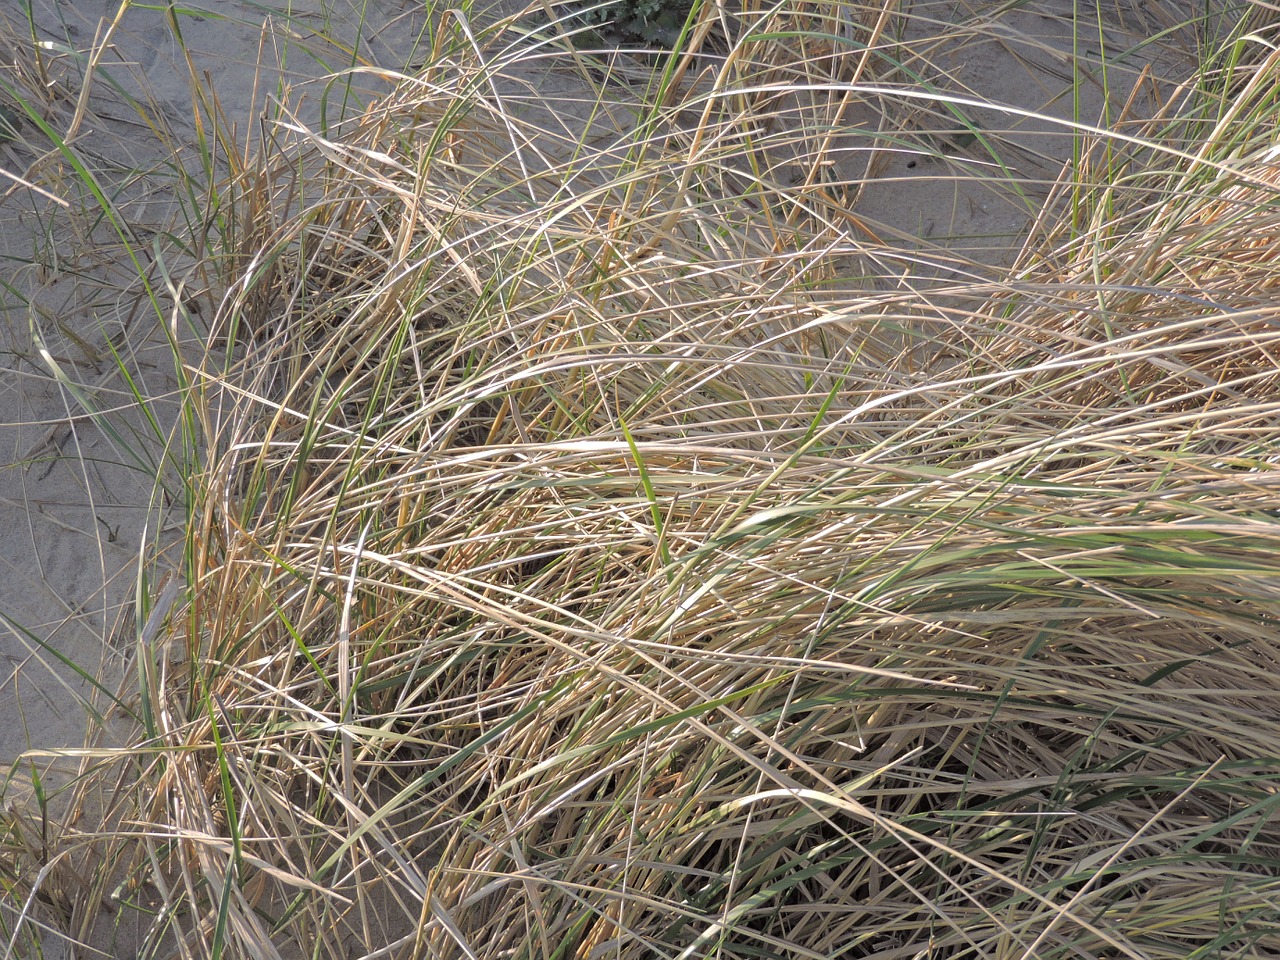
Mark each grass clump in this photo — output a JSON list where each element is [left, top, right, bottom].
[[3, 3, 1280, 959]]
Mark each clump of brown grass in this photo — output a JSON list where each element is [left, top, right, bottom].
[[5, 4, 1280, 960], [944, 37, 1280, 478]]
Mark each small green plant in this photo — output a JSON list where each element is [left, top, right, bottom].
[[563, 0, 695, 46]]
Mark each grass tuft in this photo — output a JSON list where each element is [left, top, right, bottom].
[[3, 3, 1280, 959]]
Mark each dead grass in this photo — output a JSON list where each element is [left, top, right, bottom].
[[3, 3, 1280, 959]]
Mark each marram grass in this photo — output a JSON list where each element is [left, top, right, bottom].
[[4, 3, 1280, 960]]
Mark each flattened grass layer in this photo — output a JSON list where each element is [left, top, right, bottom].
[[4, 4, 1280, 959]]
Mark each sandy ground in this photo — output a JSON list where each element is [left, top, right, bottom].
[[0, 0, 1214, 954], [0, 0, 434, 788]]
